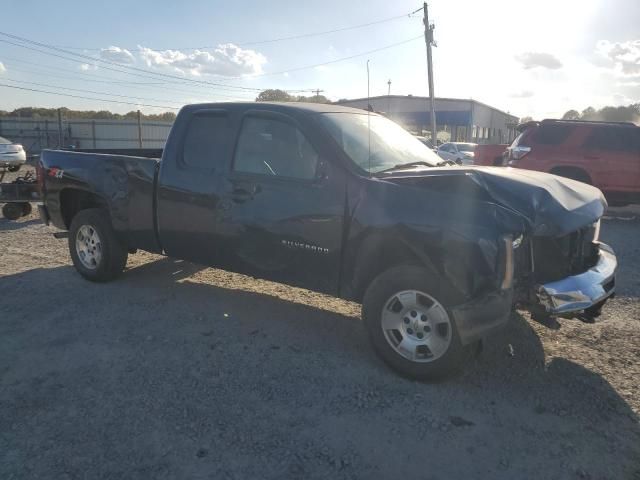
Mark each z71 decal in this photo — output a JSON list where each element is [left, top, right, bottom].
[[48, 168, 64, 179]]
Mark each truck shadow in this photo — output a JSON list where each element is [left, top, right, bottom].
[[0, 217, 41, 231], [2, 257, 639, 477]]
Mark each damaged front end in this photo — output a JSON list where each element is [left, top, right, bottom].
[[380, 165, 617, 337], [515, 224, 617, 319]]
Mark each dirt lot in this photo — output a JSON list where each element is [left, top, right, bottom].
[[1, 179, 639, 478]]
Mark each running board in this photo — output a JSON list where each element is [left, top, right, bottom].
[[53, 231, 69, 239]]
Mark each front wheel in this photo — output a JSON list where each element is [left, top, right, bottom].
[[68, 208, 128, 282], [7, 165, 21, 173], [362, 266, 466, 380]]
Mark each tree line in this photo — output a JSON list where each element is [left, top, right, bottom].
[[521, 103, 640, 124], [255, 89, 330, 103], [3, 98, 638, 125], [561, 104, 639, 123], [0, 107, 177, 121]]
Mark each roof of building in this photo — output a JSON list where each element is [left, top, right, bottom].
[[185, 101, 365, 115], [335, 95, 519, 120]]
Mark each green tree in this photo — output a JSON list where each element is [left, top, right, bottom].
[[296, 94, 330, 104], [255, 89, 294, 102], [520, 116, 534, 123], [562, 109, 580, 120], [581, 107, 596, 120]]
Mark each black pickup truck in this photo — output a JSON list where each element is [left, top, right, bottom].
[[38, 102, 617, 379]]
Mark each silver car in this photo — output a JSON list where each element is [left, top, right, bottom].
[[437, 142, 477, 165], [0, 136, 27, 172]]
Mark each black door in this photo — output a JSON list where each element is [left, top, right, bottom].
[[156, 108, 233, 265], [217, 111, 346, 294]]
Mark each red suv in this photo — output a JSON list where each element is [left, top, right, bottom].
[[506, 119, 640, 205]]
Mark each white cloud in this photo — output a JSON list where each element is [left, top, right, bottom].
[[510, 90, 534, 98], [100, 46, 135, 64], [138, 43, 266, 77], [515, 52, 563, 70], [79, 63, 98, 71], [596, 39, 640, 75], [0, 61, 6, 74]]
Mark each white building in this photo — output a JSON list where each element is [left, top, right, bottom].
[[336, 95, 519, 144]]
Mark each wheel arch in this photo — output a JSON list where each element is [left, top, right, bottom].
[[59, 188, 110, 229], [549, 166, 593, 185], [346, 232, 440, 303]]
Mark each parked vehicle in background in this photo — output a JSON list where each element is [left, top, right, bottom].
[[38, 103, 617, 380], [414, 135, 436, 150], [474, 144, 508, 166], [506, 119, 640, 205], [437, 142, 477, 165], [0, 136, 27, 172]]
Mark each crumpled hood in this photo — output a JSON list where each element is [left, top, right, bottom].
[[384, 166, 607, 236]]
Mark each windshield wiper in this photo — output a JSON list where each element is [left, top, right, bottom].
[[377, 161, 435, 173]]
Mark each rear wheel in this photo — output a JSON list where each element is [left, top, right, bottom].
[[68, 208, 128, 282], [7, 165, 21, 173], [362, 266, 466, 380], [2, 203, 23, 220]]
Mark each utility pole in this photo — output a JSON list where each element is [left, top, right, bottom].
[[423, 2, 437, 144], [57, 108, 63, 148], [314, 88, 324, 99], [136, 110, 143, 148], [387, 79, 392, 114]]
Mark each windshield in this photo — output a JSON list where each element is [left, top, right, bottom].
[[318, 112, 442, 173], [456, 143, 476, 152]]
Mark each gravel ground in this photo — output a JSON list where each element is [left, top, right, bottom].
[[1, 170, 639, 479]]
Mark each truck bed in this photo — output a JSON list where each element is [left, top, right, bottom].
[[39, 149, 161, 253]]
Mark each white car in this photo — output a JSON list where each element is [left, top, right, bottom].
[[437, 142, 477, 165], [0, 136, 27, 172]]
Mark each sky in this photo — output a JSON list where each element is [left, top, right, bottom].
[[0, 0, 639, 119]]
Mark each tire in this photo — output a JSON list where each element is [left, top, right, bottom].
[[7, 165, 21, 173], [21, 202, 32, 216], [2, 203, 23, 220], [362, 265, 466, 380], [68, 208, 128, 282]]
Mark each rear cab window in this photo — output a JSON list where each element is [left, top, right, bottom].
[[182, 111, 230, 170]]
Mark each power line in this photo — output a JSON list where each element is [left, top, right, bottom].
[[0, 83, 180, 110], [52, 8, 424, 51], [2, 77, 190, 106], [1, 61, 257, 100], [0, 34, 293, 93], [0, 31, 422, 89], [249, 36, 423, 78], [1, 56, 168, 85]]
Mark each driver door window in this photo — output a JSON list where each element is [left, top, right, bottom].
[[233, 116, 318, 180]]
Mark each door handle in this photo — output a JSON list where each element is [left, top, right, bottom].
[[584, 155, 600, 160], [231, 184, 260, 203]]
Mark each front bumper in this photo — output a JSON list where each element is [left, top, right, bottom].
[[536, 242, 616, 315]]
